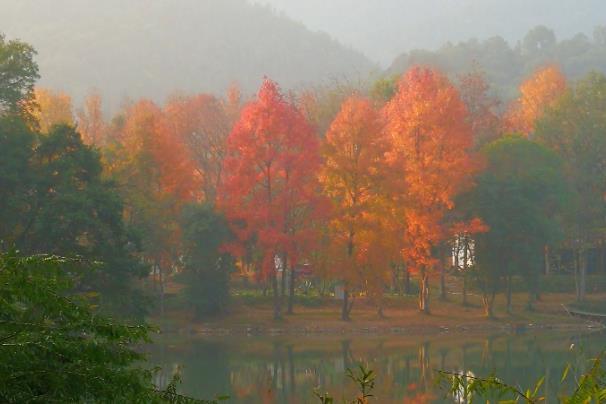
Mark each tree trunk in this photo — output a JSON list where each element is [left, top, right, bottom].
[[158, 262, 165, 318], [418, 341, 430, 390], [544, 245, 550, 276], [463, 237, 469, 306], [506, 274, 512, 314], [393, 264, 400, 295], [482, 290, 495, 318], [439, 244, 447, 300], [342, 232, 354, 320], [418, 270, 430, 314], [404, 264, 411, 295], [579, 249, 587, 302], [280, 255, 286, 301], [462, 272, 468, 306], [574, 248, 587, 302], [287, 345, 295, 395], [272, 271, 281, 320], [341, 287, 352, 321], [574, 249, 580, 301], [287, 265, 295, 314], [454, 238, 460, 271]]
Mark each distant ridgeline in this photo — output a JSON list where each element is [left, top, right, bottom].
[[0, 0, 375, 113], [387, 25, 606, 100]]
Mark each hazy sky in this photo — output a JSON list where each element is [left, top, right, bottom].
[[254, 0, 606, 66]]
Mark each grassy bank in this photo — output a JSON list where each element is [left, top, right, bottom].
[[150, 285, 604, 336]]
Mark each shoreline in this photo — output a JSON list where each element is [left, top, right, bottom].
[[153, 291, 606, 338], [159, 320, 604, 338]]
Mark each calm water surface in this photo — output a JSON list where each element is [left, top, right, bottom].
[[151, 330, 606, 403]]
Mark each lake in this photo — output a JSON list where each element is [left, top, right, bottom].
[[151, 330, 606, 403]]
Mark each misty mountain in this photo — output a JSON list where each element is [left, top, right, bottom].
[[256, 0, 606, 67], [0, 0, 375, 111], [387, 25, 606, 100]]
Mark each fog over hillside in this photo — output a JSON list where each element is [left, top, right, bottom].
[[2, 0, 605, 112], [256, 0, 606, 66], [0, 0, 375, 111]]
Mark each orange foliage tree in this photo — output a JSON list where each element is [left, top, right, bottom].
[[33, 87, 74, 133], [505, 65, 567, 135], [219, 79, 324, 320], [320, 95, 393, 320], [108, 99, 201, 314], [164, 93, 233, 203], [77, 89, 105, 146], [117, 99, 201, 206], [383, 67, 477, 314], [458, 68, 501, 147]]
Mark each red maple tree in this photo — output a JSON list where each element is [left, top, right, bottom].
[[219, 78, 324, 319]]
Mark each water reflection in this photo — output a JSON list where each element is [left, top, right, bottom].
[[151, 331, 606, 403]]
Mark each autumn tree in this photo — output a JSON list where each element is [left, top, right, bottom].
[[32, 87, 74, 133], [451, 67, 500, 302], [77, 89, 105, 146], [320, 95, 392, 320], [458, 68, 501, 148], [383, 67, 477, 314], [505, 65, 567, 135], [107, 99, 201, 315], [164, 93, 232, 202], [220, 79, 322, 320]]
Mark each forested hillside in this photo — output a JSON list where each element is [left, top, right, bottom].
[[388, 25, 606, 100], [258, 0, 606, 66], [0, 0, 375, 111]]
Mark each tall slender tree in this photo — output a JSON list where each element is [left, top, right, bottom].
[[219, 79, 323, 320], [458, 68, 501, 148], [77, 89, 105, 146], [383, 67, 477, 314], [320, 95, 391, 320], [164, 93, 231, 203], [107, 99, 201, 315]]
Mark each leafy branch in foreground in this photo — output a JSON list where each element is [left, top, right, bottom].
[[436, 352, 606, 403], [314, 363, 376, 403], [0, 251, 225, 403], [158, 371, 229, 404], [437, 370, 544, 403]]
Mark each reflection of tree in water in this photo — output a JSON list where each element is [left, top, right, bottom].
[[418, 341, 431, 391], [179, 341, 231, 399], [151, 332, 606, 403]]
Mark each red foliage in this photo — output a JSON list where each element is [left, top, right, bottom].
[[458, 69, 502, 147], [219, 78, 325, 277]]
